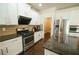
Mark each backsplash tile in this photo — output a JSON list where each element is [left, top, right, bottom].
[[0, 25, 33, 36], [0, 25, 17, 36]]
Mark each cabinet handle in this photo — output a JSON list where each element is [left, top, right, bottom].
[[6, 48, 8, 53], [1, 49, 3, 55]]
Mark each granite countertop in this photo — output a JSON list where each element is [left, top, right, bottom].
[[0, 34, 21, 42], [44, 35, 79, 55]]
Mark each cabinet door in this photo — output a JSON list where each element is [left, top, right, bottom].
[[30, 10, 37, 25], [2, 37, 23, 55], [2, 47, 8, 55], [0, 42, 2, 55], [0, 3, 8, 25], [34, 32, 38, 43], [69, 10, 79, 25], [6, 41, 23, 55], [34, 31, 42, 43], [34, 32, 39, 43], [8, 3, 18, 25], [35, 13, 41, 25], [6, 37, 23, 55], [30, 9, 41, 25], [0, 49, 2, 55], [18, 3, 26, 16], [18, 3, 31, 17], [0, 43, 2, 55], [40, 31, 44, 39]]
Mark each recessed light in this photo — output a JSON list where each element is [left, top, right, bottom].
[[39, 3, 42, 7]]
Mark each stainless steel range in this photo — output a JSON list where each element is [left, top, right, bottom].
[[17, 15, 34, 52], [17, 29, 34, 52]]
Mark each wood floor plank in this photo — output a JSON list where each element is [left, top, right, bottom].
[[25, 32, 50, 55]]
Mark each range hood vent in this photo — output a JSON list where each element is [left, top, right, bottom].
[[18, 15, 32, 25]]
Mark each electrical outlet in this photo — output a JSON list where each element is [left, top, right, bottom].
[[2, 27, 6, 31]]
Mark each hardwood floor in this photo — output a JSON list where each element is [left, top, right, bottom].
[[24, 32, 50, 55]]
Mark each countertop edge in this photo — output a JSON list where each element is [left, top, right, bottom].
[[0, 34, 22, 42]]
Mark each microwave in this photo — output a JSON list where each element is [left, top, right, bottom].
[[69, 25, 79, 33]]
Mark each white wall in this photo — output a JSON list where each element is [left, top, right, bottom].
[[56, 7, 79, 18], [40, 7, 56, 36], [40, 7, 56, 17]]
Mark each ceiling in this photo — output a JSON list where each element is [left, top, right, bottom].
[[28, 3, 79, 12]]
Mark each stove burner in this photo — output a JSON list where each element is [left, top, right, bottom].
[[17, 30, 34, 37]]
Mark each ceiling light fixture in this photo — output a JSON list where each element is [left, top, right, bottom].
[[39, 3, 42, 7]]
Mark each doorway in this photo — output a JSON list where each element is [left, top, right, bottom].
[[44, 17, 52, 42]]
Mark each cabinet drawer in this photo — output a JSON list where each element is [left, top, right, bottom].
[[15, 36, 22, 40], [2, 36, 22, 46], [0, 42, 2, 47], [2, 39, 17, 46]]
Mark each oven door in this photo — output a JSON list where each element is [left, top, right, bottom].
[[23, 35, 34, 50]]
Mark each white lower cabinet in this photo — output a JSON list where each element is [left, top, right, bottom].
[[6, 41, 23, 55], [0, 3, 18, 25], [0, 42, 2, 55], [0, 36, 23, 55], [34, 31, 43, 43], [44, 49, 59, 55], [0, 49, 2, 55]]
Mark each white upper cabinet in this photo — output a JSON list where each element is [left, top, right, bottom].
[[30, 9, 37, 25], [69, 10, 79, 25], [30, 9, 41, 25], [0, 3, 18, 25], [18, 3, 31, 17], [18, 3, 42, 25], [8, 3, 18, 25], [35, 13, 41, 25], [0, 3, 41, 25], [0, 3, 8, 25]]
